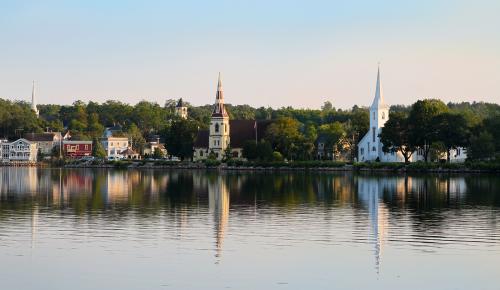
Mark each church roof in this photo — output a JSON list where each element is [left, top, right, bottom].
[[370, 66, 389, 110], [193, 130, 209, 148], [212, 73, 229, 118], [193, 120, 272, 149]]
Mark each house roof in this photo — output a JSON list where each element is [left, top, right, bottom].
[[24, 132, 61, 142], [120, 148, 138, 155]]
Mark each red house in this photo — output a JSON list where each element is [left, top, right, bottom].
[[63, 141, 93, 158]]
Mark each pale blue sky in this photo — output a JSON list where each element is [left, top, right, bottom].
[[0, 0, 499, 108]]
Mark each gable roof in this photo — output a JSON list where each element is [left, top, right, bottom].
[[193, 130, 209, 148], [193, 120, 273, 149], [24, 132, 61, 142]]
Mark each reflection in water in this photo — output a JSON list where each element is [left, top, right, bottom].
[[0, 168, 499, 290], [357, 176, 389, 275], [208, 175, 230, 261]]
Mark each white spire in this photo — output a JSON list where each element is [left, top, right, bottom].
[[371, 65, 388, 109], [31, 80, 39, 117]]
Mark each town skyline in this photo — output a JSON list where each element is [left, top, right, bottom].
[[1, 1, 499, 108], [7, 69, 500, 110]]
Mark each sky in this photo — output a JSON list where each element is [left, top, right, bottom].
[[0, 0, 499, 109]]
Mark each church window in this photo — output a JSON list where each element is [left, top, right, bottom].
[[213, 140, 216, 146], [215, 123, 219, 133], [225, 124, 227, 133], [373, 112, 375, 120], [360, 148, 364, 155], [382, 112, 385, 119], [200, 150, 203, 157], [372, 146, 376, 152], [372, 127, 376, 142]]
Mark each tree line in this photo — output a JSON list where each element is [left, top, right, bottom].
[[0, 97, 498, 162]]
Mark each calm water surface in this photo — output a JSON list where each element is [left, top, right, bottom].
[[0, 168, 499, 290]]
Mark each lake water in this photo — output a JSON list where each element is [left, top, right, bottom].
[[0, 168, 499, 290]]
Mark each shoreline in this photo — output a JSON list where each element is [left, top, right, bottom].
[[2, 160, 499, 173]]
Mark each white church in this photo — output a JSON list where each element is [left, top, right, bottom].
[[357, 67, 467, 163]]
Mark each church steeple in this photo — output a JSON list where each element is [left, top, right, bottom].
[[371, 65, 388, 110], [31, 80, 39, 117], [212, 72, 228, 117]]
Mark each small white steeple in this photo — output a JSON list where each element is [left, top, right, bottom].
[[371, 65, 388, 110], [31, 80, 39, 117]]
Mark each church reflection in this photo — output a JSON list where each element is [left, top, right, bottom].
[[208, 175, 230, 262], [357, 176, 389, 274]]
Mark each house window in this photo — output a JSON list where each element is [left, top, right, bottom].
[[215, 123, 219, 133]]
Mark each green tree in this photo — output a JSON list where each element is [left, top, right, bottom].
[[408, 99, 449, 162], [468, 132, 495, 160], [380, 112, 415, 163], [242, 140, 258, 160], [164, 119, 199, 160], [256, 140, 273, 161], [87, 112, 104, 138], [92, 139, 106, 158], [153, 147, 164, 159], [265, 117, 302, 159], [318, 122, 345, 160], [431, 113, 470, 162], [127, 123, 146, 153], [321, 101, 334, 111]]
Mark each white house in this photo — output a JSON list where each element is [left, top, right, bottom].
[[24, 132, 63, 155], [100, 136, 129, 158], [0, 138, 38, 163]]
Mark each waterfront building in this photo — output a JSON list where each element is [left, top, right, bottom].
[[175, 98, 188, 119], [0, 138, 38, 163], [143, 137, 167, 157], [100, 136, 129, 158], [193, 74, 271, 161], [358, 67, 406, 162], [62, 140, 93, 158], [357, 67, 467, 163], [24, 132, 63, 155]]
